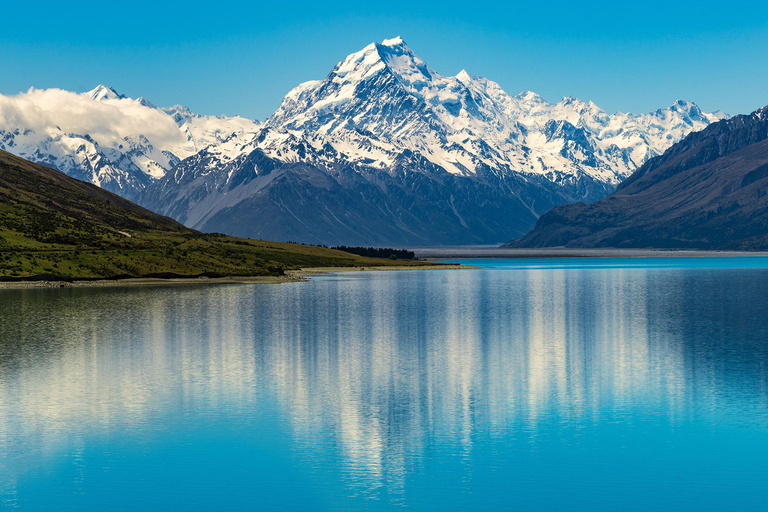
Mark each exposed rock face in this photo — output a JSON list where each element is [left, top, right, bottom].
[[509, 106, 768, 250]]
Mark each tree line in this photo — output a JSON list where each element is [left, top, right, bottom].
[[332, 246, 416, 260]]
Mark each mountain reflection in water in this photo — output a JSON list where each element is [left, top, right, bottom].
[[1, 261, 768, 510]]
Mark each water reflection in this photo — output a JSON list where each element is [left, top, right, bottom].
[[1, 263, 768, 509]]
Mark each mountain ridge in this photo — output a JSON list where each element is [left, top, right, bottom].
[[0, 38, 727, 245], [136, 37, 725, 245], [508, 105, 768, 249], [0, 86, 261, 199]]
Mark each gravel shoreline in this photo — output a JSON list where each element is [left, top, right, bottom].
[[0, 264, 468, 289]]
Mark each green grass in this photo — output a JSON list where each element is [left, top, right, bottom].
[[0, 232, 425, 280], [0, 150, 431, 281]]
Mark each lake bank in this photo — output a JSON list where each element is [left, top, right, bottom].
[[0, 274, 304, 289], [0, 264, 468, 289], [412, 246, 768, 259]]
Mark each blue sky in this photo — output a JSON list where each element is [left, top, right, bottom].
[[2, 1, 766, 119]]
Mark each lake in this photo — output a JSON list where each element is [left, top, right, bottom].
[[1, 258, 768, 510]]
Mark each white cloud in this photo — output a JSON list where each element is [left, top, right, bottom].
[[0, 87, 194, 157]]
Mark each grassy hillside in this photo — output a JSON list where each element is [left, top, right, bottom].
[[0, 150, 430, 280]]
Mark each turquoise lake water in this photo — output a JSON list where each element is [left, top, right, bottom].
[[1, 258, 768, 510]]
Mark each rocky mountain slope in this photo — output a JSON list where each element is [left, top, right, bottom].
[[140, 37, 724, 245], [508, 106, 768, 249], [0, 86, 260, 199]]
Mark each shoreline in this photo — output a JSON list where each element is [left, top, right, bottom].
[[0, 274, 304, 289], [0, 264, 469, 289], [297, 264, 470, 274], [412, 247, 768, 259], [7, 248, 768, 289]]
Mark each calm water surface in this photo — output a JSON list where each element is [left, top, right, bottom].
[[1, 258, 768, 510]]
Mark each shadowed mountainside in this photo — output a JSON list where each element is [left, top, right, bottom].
[[509, 106, 768, 250]]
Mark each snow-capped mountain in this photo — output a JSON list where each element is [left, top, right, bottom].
[[140, 37, 725, 245], [263, 37, 724, 184], [0, 86, 260, 199], [509, 105, 768, 249]]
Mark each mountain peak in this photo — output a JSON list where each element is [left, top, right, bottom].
[[516, 90, 544, 103], [136, 96, 157, 109], [670, 99, 697, 111], [330, 37, 434, 91], [380, 36, 406, 47], [456, 69, 472, 82], [663, 99, 706, 120], [86, 85, 125, 101], [373, 37, 435, 88], [162, 104, 197, 125]]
